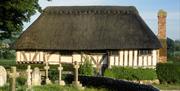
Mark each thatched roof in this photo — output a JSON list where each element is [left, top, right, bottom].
[[13, 6, 161, 50]]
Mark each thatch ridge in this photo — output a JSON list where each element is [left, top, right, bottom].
[[13, 6, 161, 50], [44, 6, 138, 15]]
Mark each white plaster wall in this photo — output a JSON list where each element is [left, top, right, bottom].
[[61, 56, 72, 63], [115, 56, 118, 66], [48, 52, 59, 64], [147, 55, 152, 66], [119, 51, 124, 66], [133, 50, 138, 67], [39, 52, 44, 62], [73, 54, 81, 63], [129, 50, 133, 66], [25, 52, 30, 61], [152, 50, 157, 66], [110, 56, 114, 66], [124, 51, 128, 66], [16, 51, 20, 62], [143, 55, 148, 66], [138, 56, 143, 67]]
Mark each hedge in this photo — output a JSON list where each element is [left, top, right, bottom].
[[156, 63, 180, 84], [104, 66, 157, 80], [65, 75, 159, 91]]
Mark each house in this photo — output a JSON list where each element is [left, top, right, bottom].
[[13, 6, 167, 73]]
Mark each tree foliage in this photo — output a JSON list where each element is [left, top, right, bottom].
[[0, 0, 50, 59], [174, 40, 180, 51], [0, 0, 45, 39], [167, 38, 175, 56], [79, 55, 94, 76]]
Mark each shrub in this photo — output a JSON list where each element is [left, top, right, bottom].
[[48, 69, 58, 83], [79, 55, 94, 76], [0, 84, 10, 91], [0, 39, 16, 59], [156, 63, 180, 84], [16, 77, 27, 86], [104, 66, 157, 80]]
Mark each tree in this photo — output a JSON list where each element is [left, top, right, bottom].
[[0, 0, 50, 59], [79, 55, 94, 76], [174, 40, 180, 51], [167, 38, 175, 57], [0, 0, 50, 39]]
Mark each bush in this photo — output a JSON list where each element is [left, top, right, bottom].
[[65, 75, 159, 91], [156, 63, 180, 84], [0, 39, 16, 59], [104, 66, 157, 80], [0, 84, 10, 91], [79, 55, 94, 76], [49, 69, 58, 83], [16, 77, 27, 86]]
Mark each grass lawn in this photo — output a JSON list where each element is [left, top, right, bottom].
[[153, 84, 180, 90], [33, 84, 108, 91], [0, 58, 16, 65], [0, 59, 16, 70], [0, 84, 108, 91]]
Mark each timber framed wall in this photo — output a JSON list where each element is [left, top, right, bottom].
[[16, 49, 158, 68], [109, 50, 158, 68]]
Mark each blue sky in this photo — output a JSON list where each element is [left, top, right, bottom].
[[24, 0, 180, 40]]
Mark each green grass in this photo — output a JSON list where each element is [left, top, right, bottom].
[[0, 58, 16, 70], [153, 84, 180, 90], [0, 84, 108, 91], [33, 84, 107, 91], [0, 58, 16, 65]]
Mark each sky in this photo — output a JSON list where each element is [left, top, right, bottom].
[[24, 0, 180, 40]]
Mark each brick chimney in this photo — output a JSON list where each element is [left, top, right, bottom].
[[158, 9, 167, 63]]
